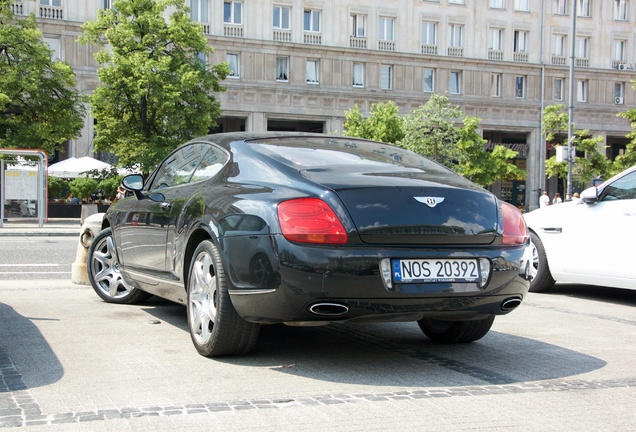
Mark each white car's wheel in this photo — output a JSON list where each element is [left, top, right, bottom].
[[529, 231, 556, 293], [187, 240, 260, 357]]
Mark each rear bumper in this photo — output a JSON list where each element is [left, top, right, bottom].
[[225, 235, 531, 324]]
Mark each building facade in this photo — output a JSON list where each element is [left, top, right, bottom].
[[12, 0, 636, 209]]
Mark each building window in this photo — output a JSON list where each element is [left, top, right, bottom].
[[515, 75, 526, 98], [615, 0, 628, 20], [190, 0, 208, 23], [615, 82, 625, 102], [273, 5, 291, 29], [514, 30, 528, 53], [350, 14, 366, 37], [276, 57, 289, 81], [43, 37, 61, 60], [553, 34, 567, 56], [577, 80, 588, 102], [353, 63, 365, 87], [226, 53, 239, 78], [379, 17, 395, 41], [306, 59, 319, 84], [576, 36, 589, 58], [224, 1, 242, 24], [577, 0, 591, 17], [614, 39, 627, 62], [490, 0, 505, 8], [304, 9, 321, 32], [102, 0, 113, 9], [554, 78, 563, 100], [448, 24, 463, 47], [489, 28, 504, 51], [449, 0, 465, 4], [422, 21, 437, 45], [423, 69, 435, 92], [554, 0, 568, 15], [40, 0, 61, 6], [491, 73, 502, 97], [514, 0, 530, 11], [380, 65, 393, 90], [450, 71, 462, 94]]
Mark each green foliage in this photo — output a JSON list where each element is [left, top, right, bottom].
[[542, 104, 611, 188], [343, 101, 404, 143], [79, 0, 228, 173], [399, 93, 463, 168], [615, 108, 636, 173], [47, 176, 68, 200], [68, 177, 99, 202], [0, 3, 85, 153], [98, 175, 123, 198], [454, 117, 525, 187]]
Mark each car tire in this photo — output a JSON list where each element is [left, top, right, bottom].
[[187, 240, 260, 357], [528, 231, 556, 293], [87, 227, 152, 304], [417, 316, 495, 343]]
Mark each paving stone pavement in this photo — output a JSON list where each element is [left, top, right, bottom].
[[1, 279, 635, 431]]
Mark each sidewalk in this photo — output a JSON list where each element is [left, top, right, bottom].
[[0, 218, 82, 237]]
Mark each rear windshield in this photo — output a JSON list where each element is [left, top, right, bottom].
[[244, 137, 447, 173]]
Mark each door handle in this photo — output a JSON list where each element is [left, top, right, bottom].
[[160, 202, 172, 211]]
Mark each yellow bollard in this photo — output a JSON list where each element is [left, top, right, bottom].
[[71, 213, 106, 285]]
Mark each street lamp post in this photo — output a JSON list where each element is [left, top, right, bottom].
[[566, 0, 577, 199]]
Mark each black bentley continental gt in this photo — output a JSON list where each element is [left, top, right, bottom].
[[87, 132, 532, 357]]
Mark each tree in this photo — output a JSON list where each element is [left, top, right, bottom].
[[0, 1, 85, 153], [399, 93, 463, 168], [343, 101, 404, 143], [79, 0, 229, 173], [542, 104, 611, 190], [454, 117, 525, 187], [69, 177, 99, 202], [615, 108, 636, 174]]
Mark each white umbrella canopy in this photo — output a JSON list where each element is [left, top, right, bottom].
[[48, 156, 114, 178]]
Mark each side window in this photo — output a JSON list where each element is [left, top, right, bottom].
[[149, 143, 208, 190], [190, 146, 229, 182], [601, 170, 636, 201]]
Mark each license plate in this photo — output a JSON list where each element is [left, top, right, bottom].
[[392, 258, 480, 283]]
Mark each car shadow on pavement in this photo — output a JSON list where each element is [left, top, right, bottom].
[[0, 303, 64, 391], [141, 300, 607, 389], [540, 283, 636, 306]]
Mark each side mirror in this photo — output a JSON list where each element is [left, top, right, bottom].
[[121, 174, 144, 191], [580, 186, 599, 204]]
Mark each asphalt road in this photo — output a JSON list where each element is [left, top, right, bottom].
[[1, 239, 635, 431]]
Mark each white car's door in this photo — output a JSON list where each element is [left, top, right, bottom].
[[564, 169, 636, 286]]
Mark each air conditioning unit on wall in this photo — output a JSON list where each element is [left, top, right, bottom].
[[615, 96, 624, 104], [618, 63, 629, 70]]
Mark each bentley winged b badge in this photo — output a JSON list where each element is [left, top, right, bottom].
[[414, 196, 445, 208]]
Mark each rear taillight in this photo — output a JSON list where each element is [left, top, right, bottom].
[[501, 201, 529, 245], [278, 198, 348, 244]]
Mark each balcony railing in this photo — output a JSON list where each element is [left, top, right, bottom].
[[39, 5, 63, 20], [421, 44, 438, 55], [551, 55, 567, 66], [576, 58, 590, 68], [223, 24, 244, 38], [513, 52, 528, 62], [488, 50, 503, 61], [349, 37, 367, 49], [304, 32, 322, 45], [378, 40, 395, 51], [447, 47, 464, 57], [273, 30, 292, 42], [11, 2, 23, 15], [198, 23, 210, 35]]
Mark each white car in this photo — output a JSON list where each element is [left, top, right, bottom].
[[524, 165, 636, 292]]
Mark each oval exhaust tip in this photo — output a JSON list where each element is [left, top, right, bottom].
[[308, 303, 349, 316], [501, 297, 522, 312]]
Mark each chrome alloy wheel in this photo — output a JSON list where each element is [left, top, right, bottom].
[[188, 249, 218, 346], [89, 231, 135, 299], [529, 240, 539, 283]]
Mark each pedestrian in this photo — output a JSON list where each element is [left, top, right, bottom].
[[553, 192, 562, 204], [539, 191, 550, 208]]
